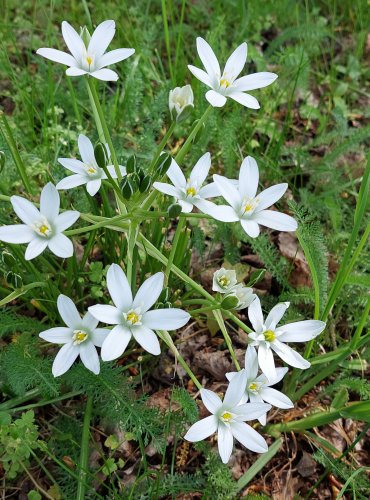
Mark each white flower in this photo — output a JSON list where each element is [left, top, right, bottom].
[[184, 370, 270, 464], [212, 268, 238, 293], [226, 284, 256, 310], [153, 153, 219, 213], [204, 156, 297, 238], [0, 183, 80, 260], [188, 37, 277, 108], [169, 85, 194, 121], [39, 295, 110, 376], [88, 264, 190, 360], [36, 20, 135, 81], [56, 134, 126, 196], [226, 347, 293, 425], [247, 297, 326, 381]]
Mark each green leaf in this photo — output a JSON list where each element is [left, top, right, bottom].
[[102, 457, 117, 476], [340, 401, 370, 423]]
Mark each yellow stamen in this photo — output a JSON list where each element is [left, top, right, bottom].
[[72, 330, 88, 345], [86, 56, 93, 66], [264, 329, 276, 342], [249, 383, 258, 391], [220, 78, 230, 88], [39, 224, 49, 235], [186, 187, 196, 197], [244, 202, 254, 213], [219, 276, 230, 287], [127, 311, 140, 324], [87, 166, 96, 174], [222, 411, 232, 422]]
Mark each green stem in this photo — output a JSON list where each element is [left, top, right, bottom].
[[77, 396, 93, 500], [8, 390, 82, 414], [149, 121, 176, 173], [190, 305, 221, 315], [213, 309, 241, 371], [175, 106, 212, 164], [0, 111, 33, 194], [161, 0, 174, 83], [164, 216, 185, 286], [0, 281, 48, 307], [127, 221, 139, 288]]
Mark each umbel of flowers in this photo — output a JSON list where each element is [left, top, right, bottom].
[[0, 19, 326, 465]]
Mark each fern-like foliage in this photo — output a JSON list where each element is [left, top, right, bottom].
[[0, 309, 44, 338], [324, 377, 370, 401]]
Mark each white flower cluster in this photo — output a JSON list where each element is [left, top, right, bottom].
[[0, 19, 327, 466]]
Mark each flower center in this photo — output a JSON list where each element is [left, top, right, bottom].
[[86, 55, 93, 66], [242, 197, 259, 215], [186, 186, 197, 197], [72, 329, 89, 345], [264, 329, 276, 343], [124, 308, 142, 326], [85, 164, 98, 176], [220, 411, 233, 423], [33, 219, 52, 238], [219, 276, 230, 288], [248, 382, 259, 392], [220, 78, 230, 88]]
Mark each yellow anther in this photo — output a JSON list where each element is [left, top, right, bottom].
[[221, 411, 232, 422], [219, 276, 230, 287], [244, 202, 254, 213], [72, 330, 88, 345], [220, 78, 230, 88], [249, 383, 258, 391], [264, 329, 276, 342], [39, 225, 49, 234], [87, 166, 96, 174], [127, 311, 139, 324], [186, 187, 196, 197], [86, 56, 93, 66]]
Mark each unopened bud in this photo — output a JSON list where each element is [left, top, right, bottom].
[[154, 153, 172, 177], [126, 155, 137, 175], [169, 85, 194, 122], [139, 174, 152, 193], [5, 271, 23, 289], [221, 295, 239, 310], [120, 177, 135, 200], [1, 250, 16, 268], [167, 203, 182, 218], [94, 143, 108, 169]]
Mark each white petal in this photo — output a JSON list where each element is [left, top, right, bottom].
[[200, 388, 222, 414], [81, 311, 99, 331], [36, 48, 76, 67], [10, 196, 40, 225], [78, 134, 95, 165], [86, 179, 102, 196], [178, 200, 194, 213], [133, 272, 164, 313], [189, 152, 211, 187], [57, 294, 81, 328], [205, 90, 227, 107], [90, 328, 110, 347], [52, 343, 79, 377], [276, 320, 326, 342], [56, 174, 87, 191], [223, 42, 247, 81], [233, 72, 278, 91], [239, 156, 259, 199], [265, 302, 290, 330], [79, 342, 100, 374], [223, 369, 248, 407], [48, 234, 74, 258], [225, 371, 237, 382], [66, 67, 87, 76], [39, 327, 72, 344], [197, 201, 239, 222], [248, 297, 264, 332], [244, 345, 259, 380], [132, 325, 161, 355], [213, 174, 241, 210], [197, 182, 220, 199], [255, 184, 288, 212], [233, 402, 271, 421], [58, 158, 86, 174], [0, 225, 34, 244], [106, 263, 133, 311], [98, 48, 135, 67], [184, 415, 218, 442], [252, 210, 297, 232], [143, 308, 190, 330], [258, 344, 276, 381], [88, 20, 115, 58], [257, 366, 289, 386], [40, 183, 59, 221], [105, 165, 126, 178], [25, 238, 48, 260], [54, 211, 80, 232], [196, 37, 220, 80], [230, 421, 268, 453], [229, 92, 260, 109], [90, 69, 119, 81], [217, 423, 234, 464], [259, 387, 293, 409], [88, 304, 122, 325], [61, 21, 85, 61], [271, 340, 310, 369], [240, 219, 260, 238], [101, 325, 131, 361], [166, 159, 186, 188], [187, 65, 212, 87], [153, 182, 180, 198]]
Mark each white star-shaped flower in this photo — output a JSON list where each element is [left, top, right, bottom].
[[39, 295, 110, 376], [184, 370, 270, 464], [56, 134, 126, 196], [153, 153, 219, 213], [188, 37, 277, 108], [37, 20, 135, 81], [226, 346, 293, 425], [203, 156, 298, 238], [247, 297, 326, 381], [0, 183, 80, 260], [88, 264, 190, 360]]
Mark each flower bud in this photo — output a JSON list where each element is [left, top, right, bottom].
[[226, 284, 256, 311], [154, 153, 172, 178], [94, 142, 108, 169], [0, 151, 5, 174], [169, 85, 194, 122], [5, 271, 23, 289], [167, 203, 182, 218], [221, 295, 240, 310], [212, 268, 237, 293], [1, 250, 16, 268], [126, 155, 137, 175], [120, 176, 135, 200], [80, 26, 91, 47], [139, 174, 152, 193]]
